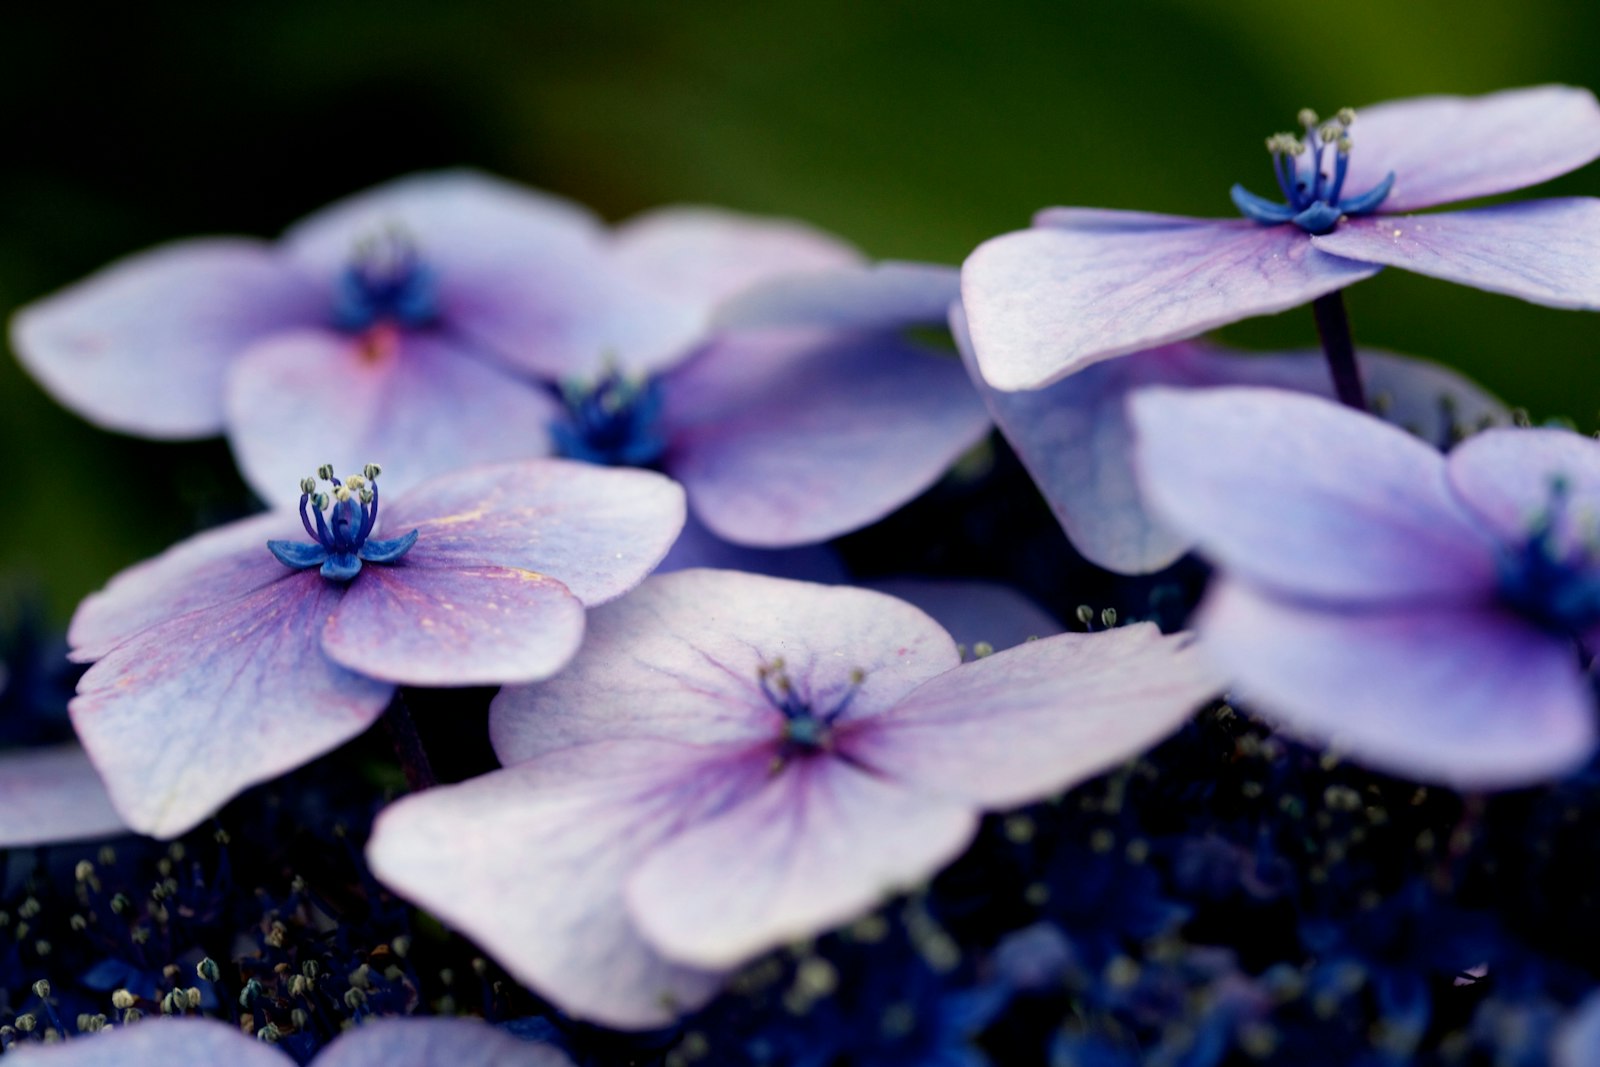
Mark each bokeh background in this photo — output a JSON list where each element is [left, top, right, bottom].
[[5, 0, 1600, 622]]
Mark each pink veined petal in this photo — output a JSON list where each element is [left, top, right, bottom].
[[322, 563, 587, 686], [68, 510, 304, 662], [713, 261, 961, 333], [0, 744, 127, 847], [1197, 579, 1597, 789], [367, 739, 762, 1029], [655, 508, 850, 582], [665, 329, 990, 546], [379, 460, 686, 607], [613, 205, 863, 322], [848, 624, 1219, 809], [9, 238, 324, 438], [226, 328, 560, 507], [71, 575, 392, 838], [626, 756, 977, 969], [3, 1016, 293, 1064], [962, 216, 1380, 391], [1339, 85, 1600, 213], [281, 169, 699, 379], [316, 1018, 574, 1067], [490, 570, 960, 765], [864, 578, 1061, 652], [1130, 387, 1500, 605], [1311, 201, 1600, 310], [1445, 427, 1600, 555]]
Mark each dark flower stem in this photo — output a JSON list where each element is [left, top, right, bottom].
[[1311, 291, 1367, 411], [382, 691, 437, 792]]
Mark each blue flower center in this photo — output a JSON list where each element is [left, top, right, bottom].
[[333, 230, 439, 332], [758, 659, 867, 758], [267, 463, 419, 582], [1231, 107, 1395, 235], [550, 369, 668, 468], [1497, 476, 1600, 636]]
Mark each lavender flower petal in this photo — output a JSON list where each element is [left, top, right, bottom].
[[381, 460, 686, 606], [865, 577, 1061, 652], [367, 740, 753, 1028], [1198, 578, 1596, 789], [1445, 427, 1600, 551], [1311, 201, 1600, 310], [490, 569, 959, 763], [0, 743, 127, 847], [962, 215, 1379, 390], [71, 575, 392, 837], [9, 239, 323, 438], [665, 329, 989, 545], [226, 328, 560, 506], [1131, 387, 1499, 604], [3, 1016, 292, 1064], [322, 563, 587, 686], [1336, 85, 1600, 213], [849, 625, 1217, 808], [317, 1017, 575, 1067], [713, 261, 961, 333], [625, 758, 977, 968]]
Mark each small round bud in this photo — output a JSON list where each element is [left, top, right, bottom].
[[1337, 107, 1357, 126], [19, 897, 41, 919], [290, 1008, 309, 1030], [111, 989, 137, 1010], [69, 915, 87, 932], [288, 974, 310, 998], [1296, 108, 1319, 129], [391, 935, 412, 959], [74, 861, 95, 883], [300, 477, 318, 495], [258, 1023, 283, 1044], [185, 988, 202, 1008], [362, 462, 382, 480], [239, 978, 264, 1008], [317, 463, 335, 481], [81, 1014, 107, 1034], [972, 641, 995, 659], [301, 959, 320, 979], [122, 1007, 143, 1024], [343, 987, 367, 1011], [15, 1014, 36, 1033], [160, 989, 185, 1015], [196, 958, 221, 983], [110, 893, 130, 915], [32, 979, 50, 999]]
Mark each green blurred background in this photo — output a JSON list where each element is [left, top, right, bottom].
[[5, 0, 1600, 622]]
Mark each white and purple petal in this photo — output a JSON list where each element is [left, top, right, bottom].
[[316, 1017, 574, 1067], [10, 239, 324, 438], [1197, 579, 1596, 789], [0, 743, 127, 847], [1130, 387, 1499, 604], [71, 575, 392, 837], [962, 212, 1380, 391], [1338, 85, 1600, 214], [1312, 201, 1600, 310], [226, 329, 560, 507], [664, 329, 989, 546], [379, 460, 685, 606], [625, 756, 976, 969], [368, 740, 754, 1029], [322, 563, 587, 686], [4, 1017, 292, 1065], [848, 624, 1218, 808], [491, 569, 960, 763], [714, 261, 961, 333], [1445, 426, 1600, 552]]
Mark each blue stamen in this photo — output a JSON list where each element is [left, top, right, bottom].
[[266, 463, 418, 583], [1497, 476, 1600, 637], [550, 369, 668, 468], [333, 231, 439, 332], [757, 661, 868, 759], [1233, 107, 1393, 235]]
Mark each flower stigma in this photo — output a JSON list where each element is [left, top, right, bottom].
[[758, 659, 868, 765], [1230, 107, 1395, 235], [550, 367, 668, 468], [1496, 475, 1600, 639], [267, 462, 419, 582], [333, 228, 440, 332]]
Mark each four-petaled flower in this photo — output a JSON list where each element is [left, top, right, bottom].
[[1132, 386, 1600, 788], [367, 569, 1218, 1028], [963, 86, 1600, 391]]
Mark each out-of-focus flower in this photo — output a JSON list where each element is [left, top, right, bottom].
[[367, 569, 1218, 1028], [67, 460, 683, 837], [1132, 386, 1600, 787], [964, 86, 1600, 390]]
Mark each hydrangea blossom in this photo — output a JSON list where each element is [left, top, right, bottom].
[[367, 569, 1218, 1028], [67, 460, 684, 837], [963, 86, 1600, 391], [951, 304, 1507, 573], [1131, 386, 1600, 787], [4, 1015, 572, 1065]]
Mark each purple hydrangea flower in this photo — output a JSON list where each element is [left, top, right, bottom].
[[1131, 386, 1600, 787], [963, 86, 1600, 391], [0, 744, 125, 847], [4, 1015, 572, 1065], [952, 304, 1508, 573], [67, 460, 684, 838], [366, 569, 1218, 1028]]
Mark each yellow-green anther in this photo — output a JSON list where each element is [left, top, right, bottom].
[[1318, 120, 1345, 143], [196, 958, 220, 983], [359, 487, 374, 505], [32, 980, 50, 999], [363, 462, 382, 480], [1337, 107, 1356, 126], [317, 463, 335, 481], [1297, 108, 1319, 129], [300, 477, 317, 495], [333, 485, 353, 503], [345, 474, 367, 492], [311, 492, 330, 512], [1337, 135, 1353, 155]]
